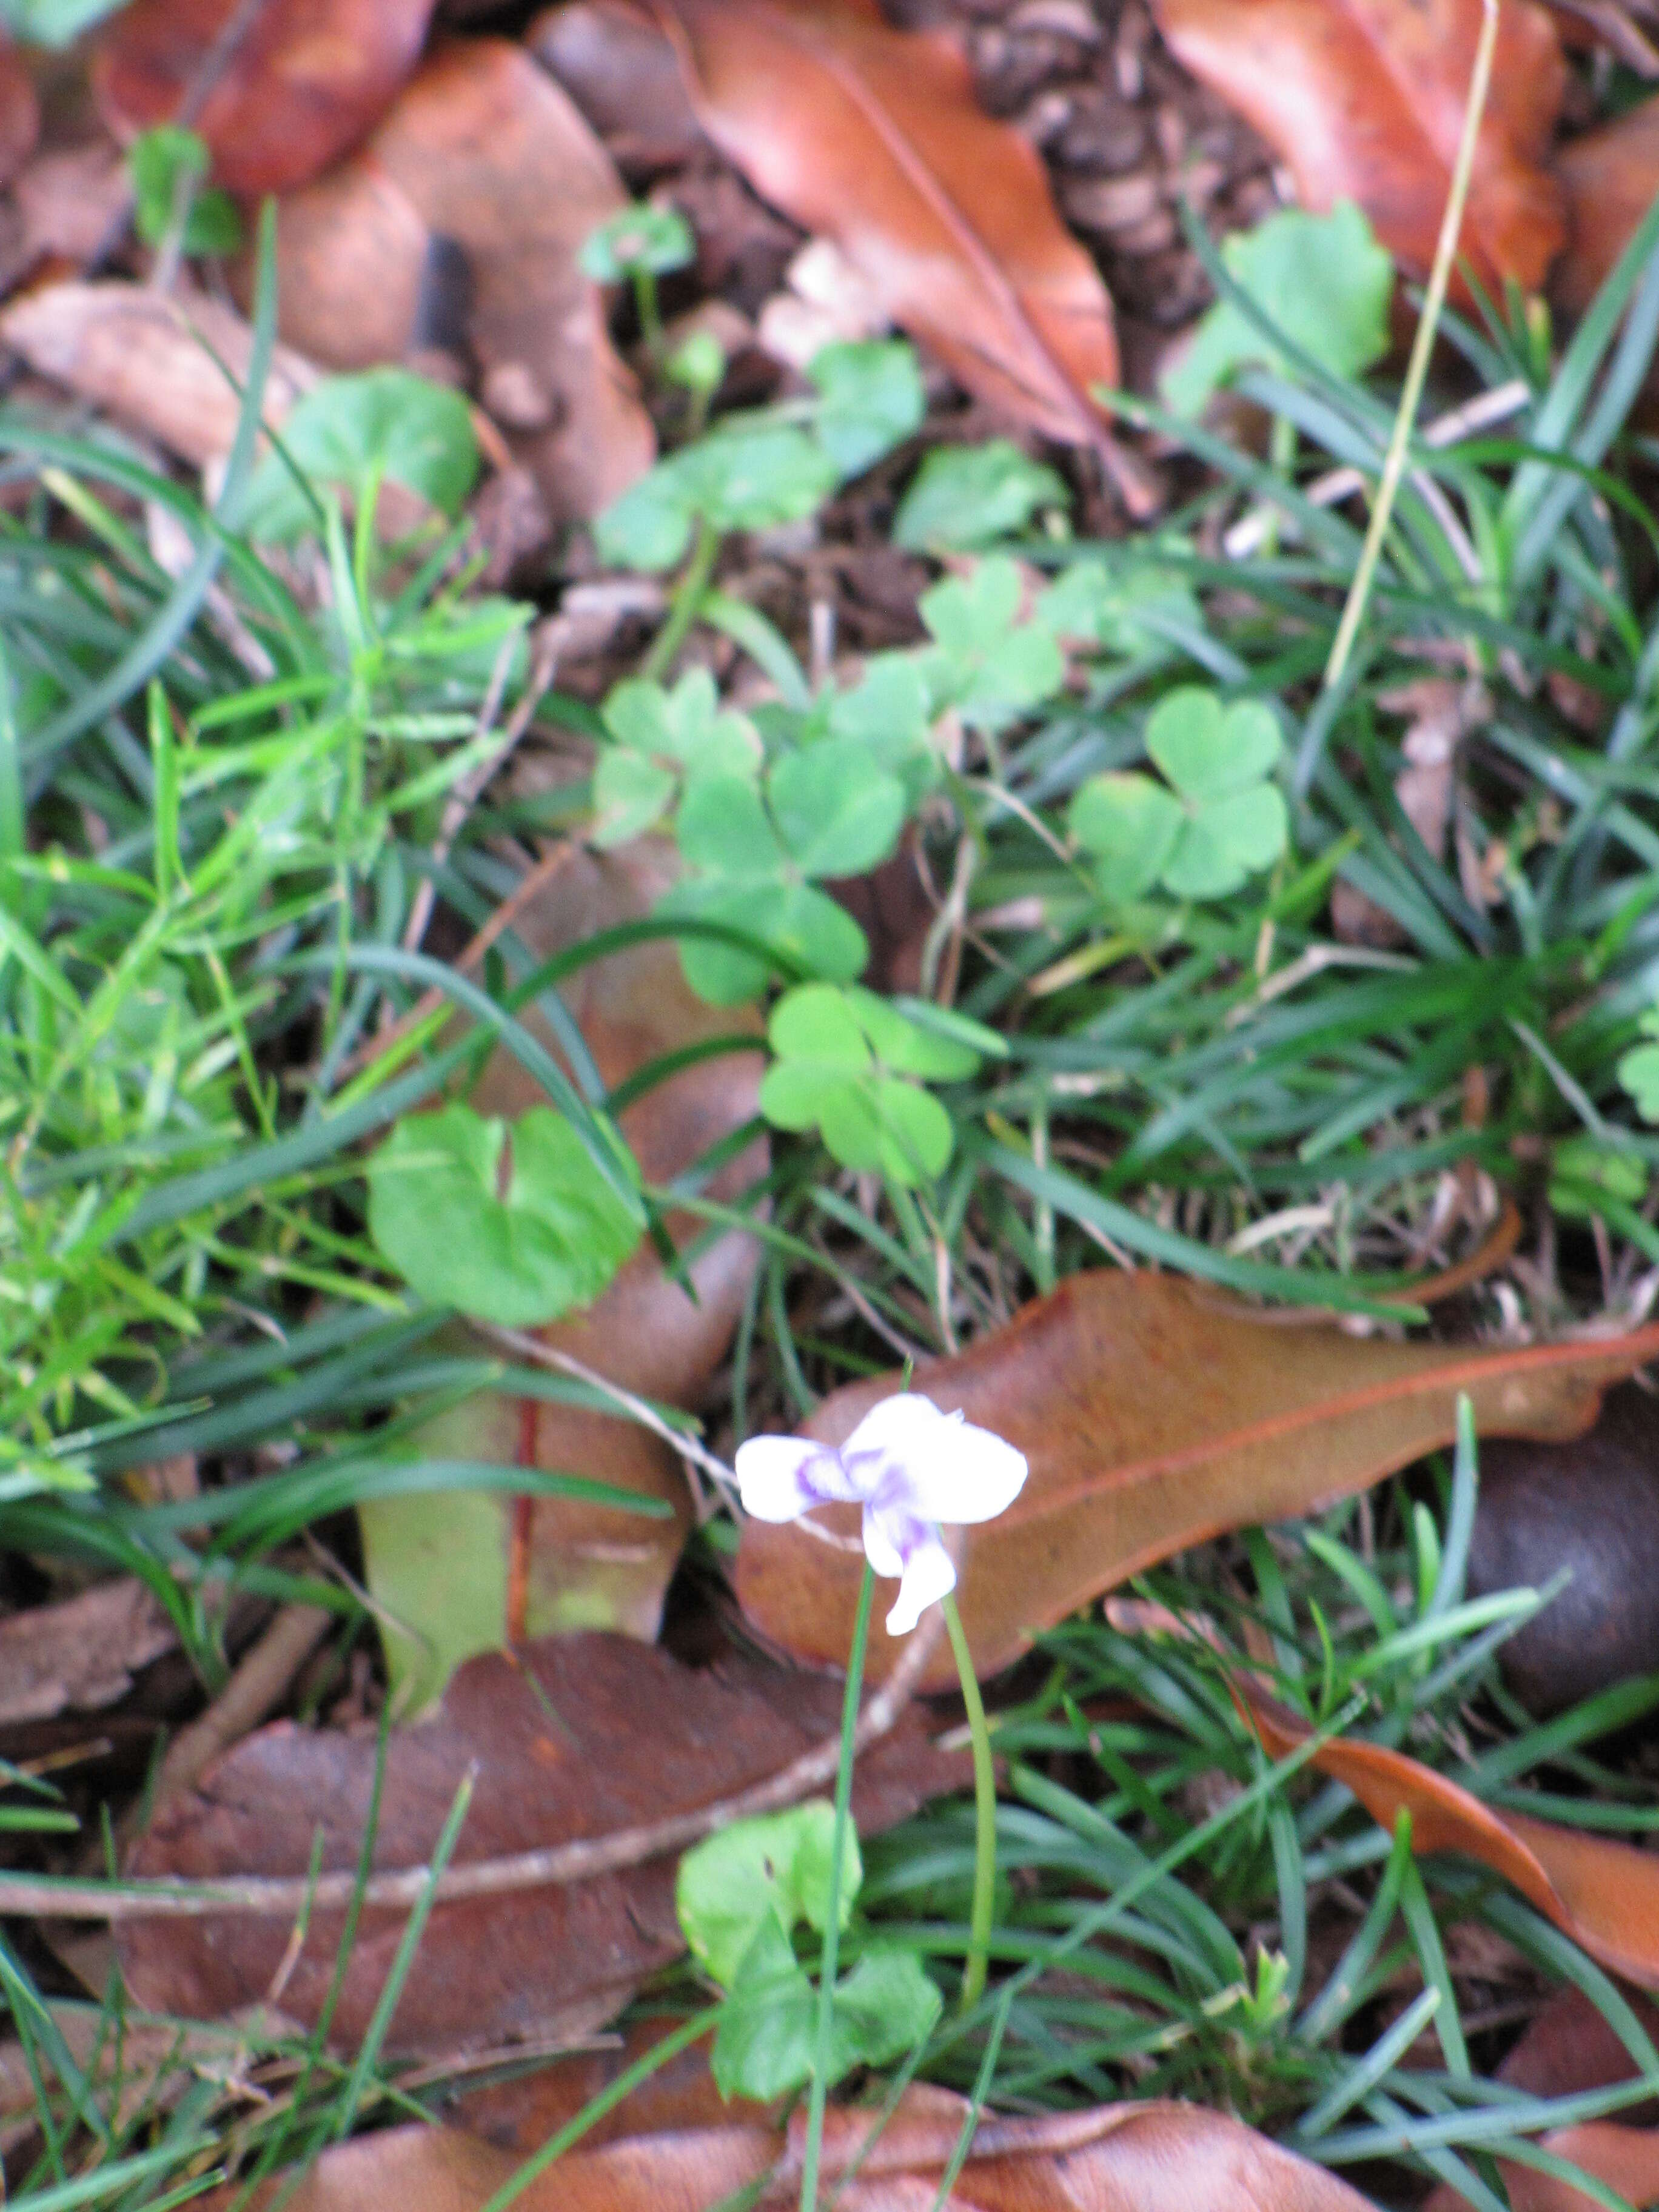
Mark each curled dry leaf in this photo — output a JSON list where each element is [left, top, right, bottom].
[[527, 0, 703, 169], [0, 1580, 175, 1728], [365, 840, 766, 1706], [0, 35, 38, 194], [1244, 1689, 1659, 1989], [1552, 94, 1659, 318], [1421, 1986, 1659, 2212], [261, 38, 652, 523], [118, 1631, 962, 2056], [91, 0, 438, 196], [0, 280, 315, 471], [735, 1271, 1659, 1689], [1151, 0, 1566, 297], [645, 0, 1128, 455], [209, 2079, 1377, 2211]]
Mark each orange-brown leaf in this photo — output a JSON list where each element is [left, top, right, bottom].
[[1150, 0, 1567, 296], [0, 35, 38, 193], [645, 0, 1121, 448], [92, 0, 437, 196], [1246, 1691, 1659, 1989], [735, 1272, 1659, 1687], [207, 2081, 1375, 2211], [1552, 95, 1659, 318]]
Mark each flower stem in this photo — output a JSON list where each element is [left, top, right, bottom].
[[940, 1589, 996, 2014], [799, 1561, 875, 2212], [640, 515, 718, 684]]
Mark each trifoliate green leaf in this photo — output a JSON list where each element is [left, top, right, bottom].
[[807, 340, 926, 476], [894, 440, 1068, 551]]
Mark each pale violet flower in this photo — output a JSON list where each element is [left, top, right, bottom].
[[735, 1393, 1028, 1637]]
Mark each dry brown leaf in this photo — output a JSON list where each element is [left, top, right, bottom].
[[261, 38, 653, 524], [1150, 0, 1567, 297], [91, 0, 438, 195], [118, 1631, 960, 2055], [528, 0, 703, 169], [0, 36, 38, 193], [1553, 94, 1659, 318], [207, 2079, 1377, 2211], [0, 280, 316, 471], [735, 1272, 1659, 1688], [1245, 1690, 1659, 1988], [365, 840, 765, 1703], [0, 1580, 175, 1726], [644, 0, 1124, 452]]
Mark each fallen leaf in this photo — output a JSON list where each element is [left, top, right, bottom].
[[1245, 1690, 1659, 1989], [643, 0, 1124, 451], [527, 0, 703, 169], [208, 2078, 1377, 2210], [260, 38, 653, 523], [0, 279, 316, 471], [0, 1580, 175, 1726], [1553, 93, 1659, 318], [1421, 1986, 1659, 2212], [1150, 0, 1567, 297], [6, 143, 130, 273], [90, 0, 438, 196], [734, 1272, 1659, 1687], [0, 36, 38, 193], [366, 840, 766, 1707], [118, 1631, 960, 2055]]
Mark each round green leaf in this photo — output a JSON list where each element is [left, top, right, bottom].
[[769, 739, 907, 879], [367, 1101, 640, 1327], [872, 1075, 955, 1184], [246, 369, 478, 543], [806, 339, 926, 477], [1068, 771, 1183, 903], [894, 440, 1068, 551], [768, 982, 875, 1071], [580, 203, 694, 281], [1161, 784, 1287, 900], [591, 748, 675, 847], [676, 1800, 856, 1990]]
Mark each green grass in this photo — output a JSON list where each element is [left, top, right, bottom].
[[5, 193, 1659, 2212]]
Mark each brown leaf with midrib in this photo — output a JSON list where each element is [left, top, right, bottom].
[[645, 0, 1123, 452], [1151, 0, 1567, 298], [118, 1632, 962, 2056], [736, 1272, 1659, 1689]]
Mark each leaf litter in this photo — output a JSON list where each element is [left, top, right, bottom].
[[9, 0, 1659, 2206]]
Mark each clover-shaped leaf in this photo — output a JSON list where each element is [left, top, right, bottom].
[[826, 652, 939, 802], [769, 736, 906, 879], [919, 555, 1065, 732], [894, 439, 1068, 552], [1070, 687, 1287, 905], [130, 126, 241, 256], [807, 339, 925, 477], [591, 668, 761, 846], [1039, 553, 1202, 660], [759, 981, 979, 1185], [665, 777, 870, 1004], [366, 1101, 641, 1327], [1550, 1136, 1649, 1219], [1619, 1010, 1659, 1124], [1161, 201, 1393, 419], [579, 203, 694, 282]]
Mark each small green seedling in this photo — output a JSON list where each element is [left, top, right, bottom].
[[590, 668, 762, 845], [662, 740, 907, 1004], [806, 340, 926, 477], [759, 982, 982, 1185], [1070, 686, 1287, 903], [1161, 201, 1393, 418], [1549, 1134, 1649, 1221], [1618, 1008, 1659, 1122], [894, 439, 1068, 552], [918, 555, 1065, 733], [366, 1101, 640, 1327], [244, 367, 478, 543], [581, 201, 694, 355], [130, 126, 241, 258], [677, 1801, 942, 2102]]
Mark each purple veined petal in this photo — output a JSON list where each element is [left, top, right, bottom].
[[840, 1392, 952, 1486], [885, 1529, 957, 1637], [735, 1436, 858, 1521]]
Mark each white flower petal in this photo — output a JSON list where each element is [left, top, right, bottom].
[[885, 1532, 957, 1637], [735, 1436, 855, 1521], [860, 1498, 907, 1580], [842, 1392, 951, 1475], [896, 1414, 1028, 1527]]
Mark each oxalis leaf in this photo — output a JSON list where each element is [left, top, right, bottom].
[[245, 367, 478, 542], [759, 981, 980, 1186], [366, 1100, 640, 1327]]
